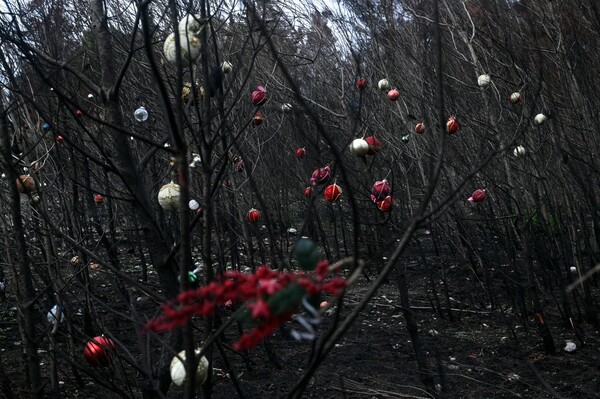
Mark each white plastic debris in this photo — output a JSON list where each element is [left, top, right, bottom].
[[564, 341, 576, 352]]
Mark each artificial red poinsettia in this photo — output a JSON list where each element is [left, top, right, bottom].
[[145, 262, 347, 351]]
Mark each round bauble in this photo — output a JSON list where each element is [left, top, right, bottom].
[[310, 166, 332, 186], [364, 136, 381, 155], [356, 78, 367, 90], [387, 89, 400, 101], [295, 148, 305, 158], [189, 199, 200, 211], [377, 196, 394, 212], [94, 194, 104, 205], [253, 112, 265, 126], [281, 103, 293, 112], [324, 184, 342, 203], [534, 113, 547, 125], [76, 109, 83, 117], [509, 92, 522, 103], [134, 106, 148, 123], [446, 116, 459, 134], [513, 145, 526, 158], [170, 349, 209, 386], [47, 304, 65, 324], [163, 33, 201, 65], [251, 86, 267, 106], [477, 74, 491, 87], [470, 189, 487, 203], [371, 180, 391, 202], [401, 134, 410, 143], [84, 336, 116, 367], [16, 175, 35, 194], [303, 187, 313, 198], [378, 79, 390, 91], [221, 61, 233, 74], [349, 138, 370, 157], [247, 208, 261, 223], [56, 135, 63, 144], [415, 123, 425, 134], [178, 14, 205, 36], [158, 182, 181, 211]]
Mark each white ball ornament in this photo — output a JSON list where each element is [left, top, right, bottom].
[[134, 106, 148, 123], [513, 145, 526, 158], [221, 61, 233, 74], [477, 74, 491, 87], [170, 349, 209, 386], [47, 304, 65, 324], [534, 113, 547, 125], [378, 79, 390, 91], [349, 138, 370, 157], [509, 92, 522, 103], [158, 182, 181, 211], [163, 33, 201, 65], [189, 199, 200, 211], [178, 14, 205, 37], [281, 103, 292, 112]]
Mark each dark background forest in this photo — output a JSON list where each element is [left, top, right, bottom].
[[0, 0, 599, 398]]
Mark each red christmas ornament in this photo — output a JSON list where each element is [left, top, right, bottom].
[[324, 183, 342, 203], [247, 208, 261, 223], [415, 123, 425, 134], [387, 89, 400, 101], [84, 336, 116, 367], [377, 196, 394, 212], [356, 78, 367, 90], [94, 194, 104, 205], [253, 112, 265, 126], [310, 166, 331, 186], [251, 86, 268, 106], [446, 116, 459, 134], [470, 189, 487, 203], [364, 136, 381, 155], [56, 135, 63, 144], [303, 187, 313, 198], [371, 180, 391, 202], [76, 109, 83, 117], [295, 148, 305, 158]]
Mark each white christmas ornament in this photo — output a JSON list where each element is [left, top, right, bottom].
[[189, 199, 200, 211], [163, 33, 201, 65], [477, 74, 491, 87], [281, 103, 292, 112], [513, 145, 526, 158], [349, 138, 370, 157], [178, 14, 205, 37], [509, 92, 521, 103], [170, 349, 209, 386], [534, 113, 547, 125], [47, 304, 65, 324], [564, 341, 576, 353], [134, 106, 148, 123], [158, 182, 181, 211], [378, 79, 390, 91], [221, 61, 233, 74], [570, 266, 577, 274]]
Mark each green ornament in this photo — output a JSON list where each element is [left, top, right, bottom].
[[177, 271, 198, 284], [293, 238, 320, 271], [401, 134, 410, 143]]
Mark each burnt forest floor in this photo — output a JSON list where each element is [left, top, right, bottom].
[[1, 233, 600, 399]]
